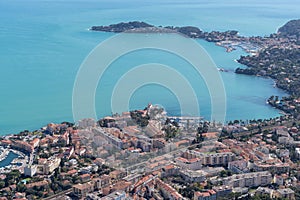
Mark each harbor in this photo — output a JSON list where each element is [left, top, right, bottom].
[[0, 147, 27, 173], [0, 146, 9, 162]]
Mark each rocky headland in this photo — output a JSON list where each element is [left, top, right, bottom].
[[90, 21, 249, 52], [90, 20, 299, 54]]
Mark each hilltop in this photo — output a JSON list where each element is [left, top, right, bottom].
[[278, 19, 300, 42]]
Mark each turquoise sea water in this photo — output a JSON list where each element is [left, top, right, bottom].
[[0, 152, 18, 168], [0, 0, 299, 134]]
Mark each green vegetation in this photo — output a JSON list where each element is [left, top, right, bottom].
[[130, 110, 150, 127], [219, 170, 232, 177], [98, 118, 116, 127], [278, 19, 300, 42], [163, 118, 180, 141], [195, 121, 209, 143], [237, 48, 300, 95], [235, 19, 300, 118]]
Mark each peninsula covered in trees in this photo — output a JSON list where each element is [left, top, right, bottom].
[[90, 20, 299, 53], [235, 19, 300, 118]]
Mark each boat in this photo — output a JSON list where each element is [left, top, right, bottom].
[[217, 67, 229, 72]]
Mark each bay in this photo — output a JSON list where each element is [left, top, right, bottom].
[[0, 0, 297, 134]]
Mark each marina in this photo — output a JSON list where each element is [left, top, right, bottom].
[[0, 146, 9, 162], [0, 147, 27, 173]]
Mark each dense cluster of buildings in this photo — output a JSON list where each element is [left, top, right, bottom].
[[0, 105, 300, 199]]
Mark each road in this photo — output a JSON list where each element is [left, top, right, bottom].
[[124, 143, 200, 173], [233, 120, 295, 139], [42, 188, 72, 200]]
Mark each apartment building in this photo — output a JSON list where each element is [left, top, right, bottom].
[[218, 171, 272, 188]]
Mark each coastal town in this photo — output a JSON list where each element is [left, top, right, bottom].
[[2, 0, 300, 199], [0, 104, 300, 200], [0, 16, 299, 200]]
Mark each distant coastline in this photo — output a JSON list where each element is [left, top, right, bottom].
[[89, 20, 298, 54], [91, 20, 300, 118], [90, 21, 251, 53]]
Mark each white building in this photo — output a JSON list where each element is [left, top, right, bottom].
[[175, 157, 202, 170], [183, 150, 235, 166], [216, 171, 272, 188], [77, 118, 96, 129], [24, 165, 37, 177], [101, 190, 126, 200], [37, 156, 61, 175], [295, 148, 300, 159]]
